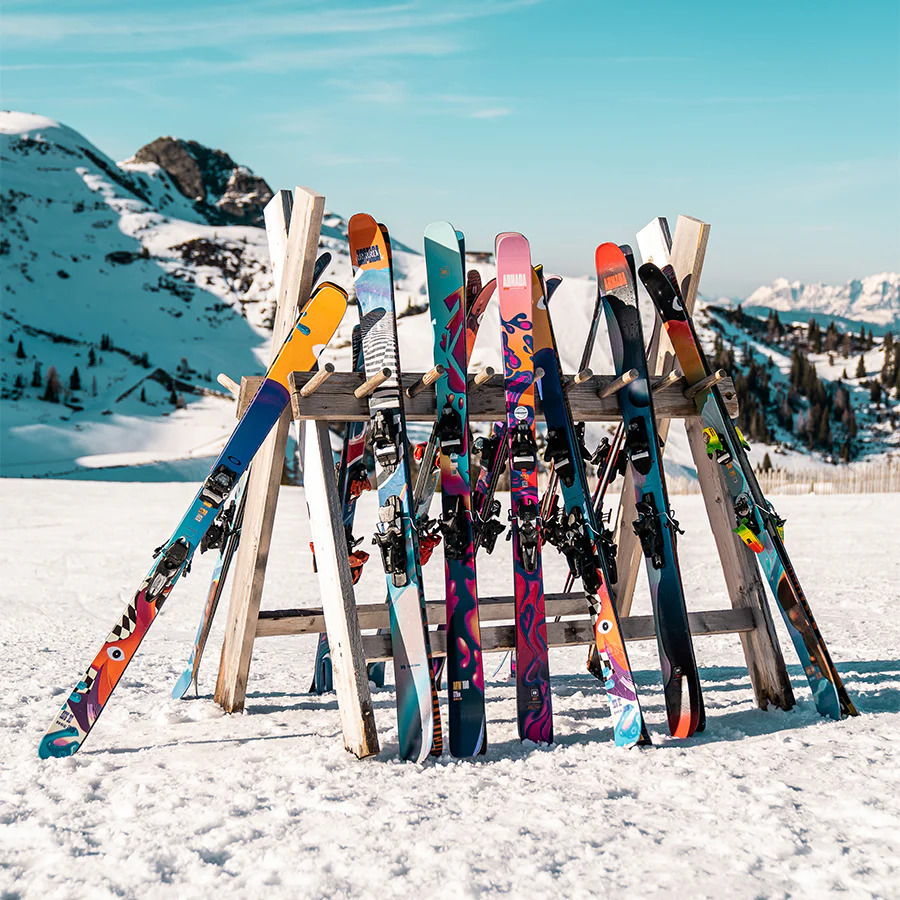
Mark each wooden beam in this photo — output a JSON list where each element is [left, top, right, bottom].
[[254, 597, 756, 645], [289, 371, 738, 422], [303, 419, 380, 756], [256, 592, 590, 637], [214, 187, 325, 714], [357, 608, 758, 661], [684, 418, 795, 711]]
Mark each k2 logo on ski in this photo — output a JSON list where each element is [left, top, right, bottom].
[[355, 246, 382, 265]]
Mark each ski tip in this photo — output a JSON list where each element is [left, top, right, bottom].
[[594, 242, 627, 276], [494, 231, 528, 255]]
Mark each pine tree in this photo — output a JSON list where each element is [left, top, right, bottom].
[[88, 347, 96, 367], [69, 366, 81, 391], [855, 355, 866, 379], [760, 452, 773, 472], [31, 361, 42, 388], [14, 374, 24, 389], [42, 366, 61, 403], [168, 387, 178, 405], [870, 382, 882, 405], [16, 340, 25, 360]]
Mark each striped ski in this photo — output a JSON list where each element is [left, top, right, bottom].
[[40, 283, 348, 758], [496, 231, 553, 743], [532, 268, 648, 746], [349, 213, 441, 762], [596, 242, 704, 739], [425, 221, 487, 757], [639, 261, 856, 719]]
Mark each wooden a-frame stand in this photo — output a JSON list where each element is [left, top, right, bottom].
[[213, 198, 795, 758]]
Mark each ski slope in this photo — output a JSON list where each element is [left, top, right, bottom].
[[1, 480, 897, 898]]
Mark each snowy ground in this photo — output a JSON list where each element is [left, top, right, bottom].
[[1, 481, 898, 899]]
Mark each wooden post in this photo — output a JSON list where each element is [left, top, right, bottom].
[[611, 215, 709, 617], [214, 187, 325, 713], [303, 419, 380, 756], [685, 417, 795, 710]]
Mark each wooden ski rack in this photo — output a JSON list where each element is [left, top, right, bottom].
[[212, 200, 795, 760]]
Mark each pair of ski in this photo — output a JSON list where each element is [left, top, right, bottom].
[[347, 215, 490, 761], [40, 280, 349, 757], [595, 239, 854, 726], [496, 236, 654, 745], [637, 253, 856, 720], [493, 241, 702, 741]]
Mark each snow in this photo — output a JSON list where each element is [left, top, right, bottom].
[[1, 480, 897, 898]]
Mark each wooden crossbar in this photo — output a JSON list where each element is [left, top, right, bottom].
[[253, 597, 756, 658], [287, 371, 739, 422]]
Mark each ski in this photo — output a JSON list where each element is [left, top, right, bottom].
[[173, 250, 336, 702], [171, 474, 247, 700], [309, 323, 379, 694], [496, 231, 553, 743], [349, 213, 442, 762], [596, 242, 704, 739], [639, 261, 856, 719], [39, 283, 348, 758], [425, 221, 487, 757], [532, 268, 649, 746]]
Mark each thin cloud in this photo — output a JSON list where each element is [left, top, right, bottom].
[[469, 107, 511, 119]]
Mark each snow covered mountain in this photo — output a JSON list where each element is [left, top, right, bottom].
[[1, 111, 896, 480], [720, 274, 900, 335]]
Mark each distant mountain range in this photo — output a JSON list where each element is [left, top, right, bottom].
[[721, 274, 900, 335], [1, 111, 897, 478]]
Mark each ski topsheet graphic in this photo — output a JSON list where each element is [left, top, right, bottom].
[[425, 221, 486, 757], [639, 261, 856, 720], [496, 231, 553, 743], [40, 284, 348, 758], [596, 242, 704, 739], [349, 213, 441, 762]]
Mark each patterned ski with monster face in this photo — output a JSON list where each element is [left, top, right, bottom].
[[531, 268, 648, 746], [39, 283, 348, 758], [425, 222, 487, 757], [496, 231, 553, 743], [640, 262, 855, 720], [349, 213, 441, 762], [596, 242, 704, 739]]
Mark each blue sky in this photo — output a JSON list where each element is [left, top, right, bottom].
[[2, 0, 898, 295]]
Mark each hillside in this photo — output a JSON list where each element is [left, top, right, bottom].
[[2, 111, 897, 480]]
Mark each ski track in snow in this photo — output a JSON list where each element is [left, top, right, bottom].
[[1, 481, 898, 899]]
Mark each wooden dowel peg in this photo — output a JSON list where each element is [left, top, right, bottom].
[[469, 366, 495, 388], [299, 363, 336, 398], [652, 370, 682, 393], [217, 373, 240, 397], [684, 368, 726, 400], [565, 368, 593, 390], [406, 364, 445, 398], [354, 367, 392, 399], [597, 368, 638, 399]]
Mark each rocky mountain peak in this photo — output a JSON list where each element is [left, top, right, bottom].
[[130, 136, 273, 226]]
